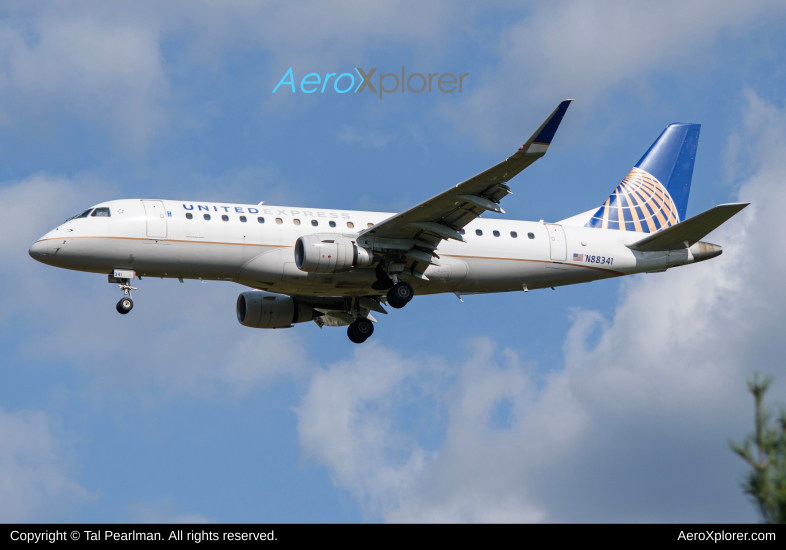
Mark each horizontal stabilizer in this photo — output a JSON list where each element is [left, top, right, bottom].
[[627, 202, 749, 251]]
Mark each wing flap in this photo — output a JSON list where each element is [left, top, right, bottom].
[[627, 202, 749, 251]]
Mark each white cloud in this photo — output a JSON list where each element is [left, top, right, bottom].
[[296, 342, 441, 515], [168, 0, 463, 68], [296, 92, 786, 522], [446, 0, 786, 147], [34, 282, 314, 398], [336, 125, 394, 149], [0, 173, 116, 320], [2, 1, 782, 152], [0, 7, 168, 147], [0, 408, 90, 522], [0, 174, 82, 259], [0, 0, 469, 148]]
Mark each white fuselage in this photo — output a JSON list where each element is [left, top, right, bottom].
[[29, 198, 694, 297]]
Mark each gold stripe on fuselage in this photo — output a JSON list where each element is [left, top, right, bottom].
[[37, 236, 625, 276]]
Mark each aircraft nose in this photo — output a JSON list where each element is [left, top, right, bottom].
[[29, 240, 48, 261]]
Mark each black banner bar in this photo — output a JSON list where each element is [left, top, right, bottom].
[[0, 524, 783, 545]]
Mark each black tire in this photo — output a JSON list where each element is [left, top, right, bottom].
[[388, 282, 414, 307], [116, 297, 133, 315], [347, 325, 365, 344], [351, 318, 374, 340], [386, 293, 405, 309]]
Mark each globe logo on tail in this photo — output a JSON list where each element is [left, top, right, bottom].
[[585, 167, 679, 233]]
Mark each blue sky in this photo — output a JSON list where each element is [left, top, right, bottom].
[[2, 0, 786, 522]]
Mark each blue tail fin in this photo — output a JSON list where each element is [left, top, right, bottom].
[[585, 123, 700, 233]]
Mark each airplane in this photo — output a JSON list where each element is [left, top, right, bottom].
[[29, 100, 749, 343]]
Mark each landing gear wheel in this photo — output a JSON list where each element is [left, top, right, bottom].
[[347, 325, 365, 344], [347, 318, 374, 343], [387, 282, 414, 309], [116, 297, 133, 315], [352, 318, 374, 339]]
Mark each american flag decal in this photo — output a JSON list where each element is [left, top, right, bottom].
[[573, 253, 583, 261]]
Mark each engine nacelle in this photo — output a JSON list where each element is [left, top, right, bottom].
[[294, 234, 374, 273], [236, 291, 319, 329]]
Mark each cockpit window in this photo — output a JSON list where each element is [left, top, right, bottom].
[[66, 209, 93, 221], [91, 207, 111, 217]]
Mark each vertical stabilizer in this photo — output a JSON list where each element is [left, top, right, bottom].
[[585, 123, 700, 233]]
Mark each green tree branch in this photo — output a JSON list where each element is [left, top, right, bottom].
[[730, 373, 786, 524]]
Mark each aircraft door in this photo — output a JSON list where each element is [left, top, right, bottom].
[[545, 224, 567, 261], [142, 200, 168, 239]]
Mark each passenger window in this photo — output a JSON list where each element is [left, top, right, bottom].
[[275, 218, 283, 225], [367, 223, 373, 228], [258, 217, 265, 224], [311, 219, 318, 226], [91, 207, 110, 217], [239, 216, 247, 223], [459, 229, 465, 235], [186, 213, 193, 220], [293, 219, 301, 226], [222, 215, 229, 222], [347, 222, 354, 228], [510, 231, 517, 238], [528, 232, 535, 239], [329, 221, 336, 228], [493, 230, 500, 237], [204, 214, 211, 221], [475, 229, 482, 236]]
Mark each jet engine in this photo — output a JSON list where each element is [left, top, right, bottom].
[[236, 291, 320, 329], [294, 234, 374, 273]]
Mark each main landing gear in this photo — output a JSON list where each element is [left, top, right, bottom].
[[371, 261, 414, 309], [347, 317, 374, 344], [386, 281, 413, 309], [115, 278, 136, 315], [345, 281, 413, 343]]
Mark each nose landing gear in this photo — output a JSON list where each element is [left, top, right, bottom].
[[115, 278, 136, 315]]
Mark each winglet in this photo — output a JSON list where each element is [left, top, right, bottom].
[[518, 99, 573, 155]]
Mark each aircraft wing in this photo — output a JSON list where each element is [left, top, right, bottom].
[[357, 100, 573, 265]]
